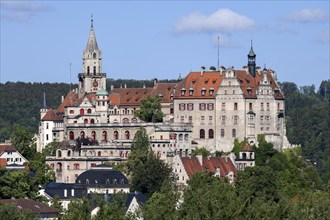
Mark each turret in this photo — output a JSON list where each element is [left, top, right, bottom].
[[247, 41, 256, 77]]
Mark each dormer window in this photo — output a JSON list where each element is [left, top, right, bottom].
[[170, 93, 174, 100], [209, 87, 214, 95], [189, 88, 194, 96], [247, 87, 252, 95], [159, 93, 163, 99], [201, 88, 206, 96], [181, 88, 186, 96]]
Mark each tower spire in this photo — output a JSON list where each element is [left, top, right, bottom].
[[247, 40, 256, 77], [86, 15, 98, 51]]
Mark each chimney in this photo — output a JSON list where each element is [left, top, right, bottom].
[[154, 78, 158, 87], [210, 66, 216, 71], [196, 154, 203, 166], [143, 84, 146, 88], [200, 66, 205, 76], [120, 84, 122, 89], [124, 84, 127, 89], [219, 66, 225, 75], [61, 95, 64, 103], [110, 85, 114, 91], [225, 156, 228, 163]]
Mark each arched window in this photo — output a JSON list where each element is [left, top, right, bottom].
[[57, 150, 62, 158], [87, 66, 90, 75], [74, 163, 80, 169], [57, 163, 62, 171], [123, 118, 129, 124], [93, 66, 96, 75], [125, 131, 130, 140], [179, 134, 183, 141], [87, 109, 92, 114], [113, 131, 119, 140], [242, 153, 247, 160], [184, 134, 189, 141], [209, 129, 214, 139], [80, 109, 84, 115], [131, 118, 138, 123], [200, 129, 205, 139], [84, 119, 88, 124], [67, 150, 71, 157], [90, 119, 95, 124], [113, 179, 117, 185], [93, 53, 96, 59], [98, 151, 101, 157], [69, 131, 74, 140], [232, 129, 236, 138], [221, 129, 225, 138], [80, 131, 85, 139], [91, 131, 96, 140], [102, 131, 108, 142]]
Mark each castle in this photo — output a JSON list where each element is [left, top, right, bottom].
[[37, 18, 290, 183]]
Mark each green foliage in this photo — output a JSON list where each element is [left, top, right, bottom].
[[191, 147, 210, 157], [255, 134, 278, 166], [0, 169, 31, 199], [10, 124, 36, 160], [130, 127, 150, 154], [94, 193, 130, 220], [179, 172, 239, 219], [62, 197, 92, 220], [43, 141, 60, 156], [130, 151, 172, 198], [134, 96, 164, 123], [232, 138, 248, 157], [143, 178, 179, 220], [0, 203, 36, 219]]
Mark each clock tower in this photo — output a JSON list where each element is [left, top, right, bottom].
[[78, 16, 107, 98]]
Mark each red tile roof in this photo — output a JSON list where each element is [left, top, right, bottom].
[[57, 91, 78, 113], [181, 156, 237, 179], [174, 70, 283, 100], [241, 144, 253, 151], [110, 88, 153, 106], [174, 71, 223, 99], [42, 109, 63, 121], [0, 198, 59, 215], [0, 158, 7, 167], [0, 145, 17, 154]]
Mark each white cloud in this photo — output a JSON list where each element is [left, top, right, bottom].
[[211, 34, 239, 48], [282, 8, 328, 23], [174, 8, 256, 34], [1, 1, 53, 23]]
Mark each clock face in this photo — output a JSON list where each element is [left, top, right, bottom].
[[93, 81, 98, 87]]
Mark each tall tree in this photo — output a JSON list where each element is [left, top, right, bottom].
[[134, 96, 164, 123], [10, 124, 36, 160]]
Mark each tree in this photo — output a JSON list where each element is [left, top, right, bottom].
[[254, 134, 278, 166], [0, 169, 31, 199], [0, 203, 36, 220], [191, 147, 209, 157], [130, 151, 172, 198], [143, 178, 179, 220], [134, 96, 164, 123], [61, 197, 92, 220], [94, 193, 130, 220], [10, 124, 36, 160], [179, 172, 239, 219], [232, 138, 248, 157], [130, 127, 150, 154]]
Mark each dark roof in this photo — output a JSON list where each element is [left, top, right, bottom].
[[125, 192, 147, 211], [76, 169, 129, 187], [0, 198, 59, 215], [45, 183, 87, 199]]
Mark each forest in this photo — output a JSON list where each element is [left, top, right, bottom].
[[0, 79, 329, 183]]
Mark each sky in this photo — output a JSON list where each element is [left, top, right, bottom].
[[1, 1, 329, 88]]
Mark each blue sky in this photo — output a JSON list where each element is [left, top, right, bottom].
[[1, 1, 329, 88]]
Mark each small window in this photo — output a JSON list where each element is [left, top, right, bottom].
[[234, 103, 238, 110], [200, 129, 205, 139]]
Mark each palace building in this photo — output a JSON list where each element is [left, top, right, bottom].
[[38, 18, 291, 183]]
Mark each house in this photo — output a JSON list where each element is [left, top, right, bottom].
[[172, 154, 237, 187], [0, 198, 59, 220], [0, 144, 28, 167], [235, 144, 255, 171]]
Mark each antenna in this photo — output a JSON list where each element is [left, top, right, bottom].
[[217, 36, 220, 71]]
